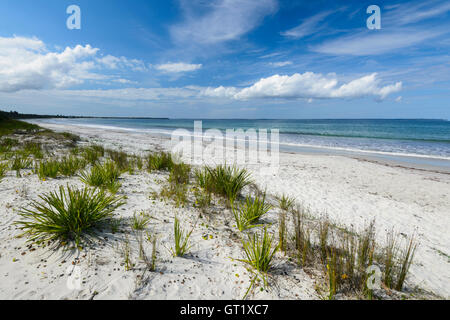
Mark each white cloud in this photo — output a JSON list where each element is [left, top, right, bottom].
[[270, 61, 293, 67], [311, 30, 444, 56], [97, 55, 147, 71], [155, 62, 202, 73], [171, 0, 277, 44], [281, 10, 335, 39], [384, 1, 450, 26], [0, 36, 147, 92], [202, 72, 402, 100]]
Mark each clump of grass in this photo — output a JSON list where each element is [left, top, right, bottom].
[[160, 183, 189, 208], [146, 152, 174, 172], [82, 145, 104, 165], [58, 156, 87, 176], [170, 216, 194, 257], [22, 141, 44, 159], [168, 162, 191, 185], [36, 159, 60, 180], [11, 154, 33, 177], [145, 232, 157, 272], [0, 161, 9, 180], [195, 165, 252, 202], [193, 188, 212, 213], [278, 211, 287, 252], [318, 218, 330, 264], [16, 185, 125, 246], [278, 194, 295, 211], [384, 231, 417, 291], [292, 209, 312, 267], [121, 236, 133, 271], [79, 160, 122, 193], [239, 227, 279, 298], [131, 211, 151, 231], [107, 149, 129, 171], [231, 193, 271, 232]]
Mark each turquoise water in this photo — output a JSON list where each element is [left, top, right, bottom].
[[38, 118, 450, 164]]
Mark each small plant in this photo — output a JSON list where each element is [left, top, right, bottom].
[[122, 236, 133, 271], [145, 232, 157, 272], [193, 188, 212, 213], [278, 211, 287, 252], [107, 149, 129, 171], [278, 194, 295, 211], [168, 162, 191, 185], [0, 161, 8, 180], [36, 159, 60, 180], [170, 216, 194, 257], [22, 141, 44, 159], [131, 211, 151, 230], [196, 165, 252, 202], [16, 185, 125, 246], [11, 155, 32, 177], [394, 234, 417, 291], [58, 156, 87, 176], [292, 209, 312, 267], [232, 201, 261, 232], [146, 152, 174, 172], [239, 227, 278, 297], [318, 218, 330, 264], [160, 183, 188, 208], [79, 160, 122, 193], [240, 193, 272, 222], [82, 146, 103, 165]]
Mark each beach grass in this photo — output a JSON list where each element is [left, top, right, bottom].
[[79, 160, 122, 193], [146, 152, 174, 172], [239, 227, 278, 295], [131, 211, 151, 231], [16, 185, 125, 246], [170, 216, 193, 257], [195, 165, 252, 202]]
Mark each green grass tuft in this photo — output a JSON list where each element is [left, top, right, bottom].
[[16, 185, 125, 246]]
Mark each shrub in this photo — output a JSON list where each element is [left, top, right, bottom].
[[16, 185, 125, 246]]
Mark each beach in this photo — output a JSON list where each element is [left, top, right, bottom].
[[0, 120, 449, 300]]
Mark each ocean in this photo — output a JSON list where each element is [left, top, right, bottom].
[[36, 118, 450, 168]]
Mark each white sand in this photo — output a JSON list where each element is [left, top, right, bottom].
[[0, 121, 448, 299]]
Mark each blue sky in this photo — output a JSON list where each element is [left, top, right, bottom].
[[0, 0, 449, 119]]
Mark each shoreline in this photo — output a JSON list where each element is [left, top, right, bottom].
[[27, 119, 450, 174]]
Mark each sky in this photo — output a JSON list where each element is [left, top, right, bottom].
[[0, 0, 449, 119]]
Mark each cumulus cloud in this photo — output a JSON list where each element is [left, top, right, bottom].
[[0, 36, 145, 92], [202, 72, 402, 100], [155, 62, 202, 73], [171, 0, 277, 44]]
